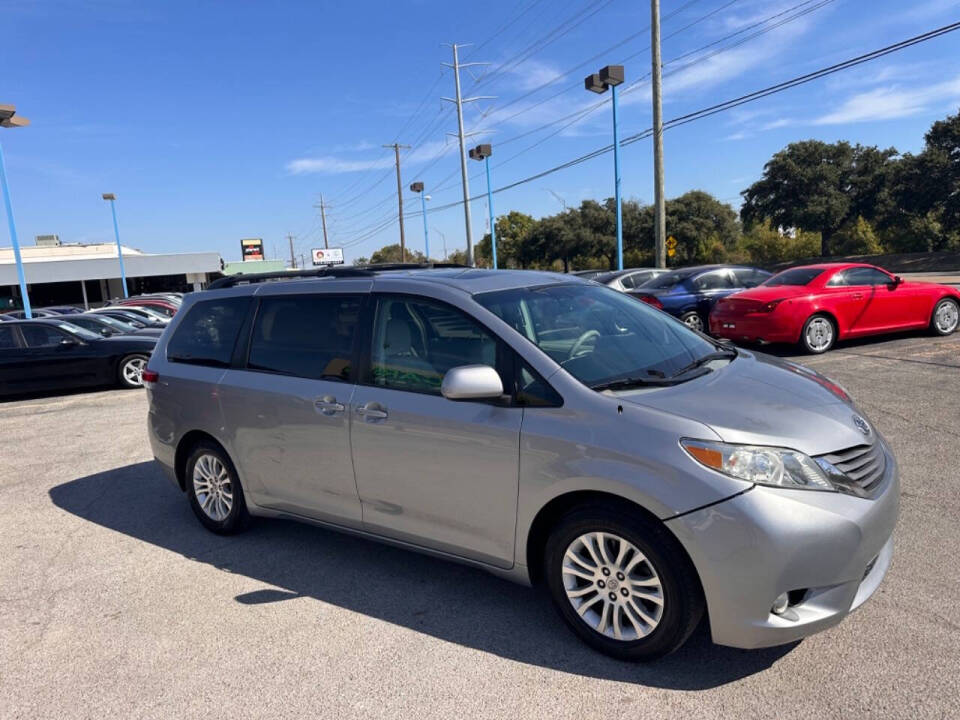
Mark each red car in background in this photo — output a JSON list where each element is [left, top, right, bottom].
[[111, 297, 179, 318], [710, 263, 960, 354]]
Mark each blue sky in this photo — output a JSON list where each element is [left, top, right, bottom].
[[2, 0, 959, 264]]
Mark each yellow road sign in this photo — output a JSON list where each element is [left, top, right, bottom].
[[666, 235, 677, 250], [667, 247, 676, 257]]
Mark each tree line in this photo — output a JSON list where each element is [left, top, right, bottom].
[[356, 108, 959, 270]]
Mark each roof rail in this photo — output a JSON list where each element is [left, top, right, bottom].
[[207, 262, 470, 290], [207, 266, 373, 290]]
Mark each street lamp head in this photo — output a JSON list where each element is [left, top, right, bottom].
[[599, 65, 625, 87], [584, 73, 606, 94], [102, 193, 116, 201], [0, 104, 30, 128], [410, 181, 424, 193], [469, 144, 492, 161], [424, 195, 431, 201]]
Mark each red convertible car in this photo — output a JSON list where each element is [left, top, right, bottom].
[[709, 263, 960, 354]]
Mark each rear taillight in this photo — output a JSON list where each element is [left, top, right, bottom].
[[142, 369, 159, 388], [635, 294, 663, 310]]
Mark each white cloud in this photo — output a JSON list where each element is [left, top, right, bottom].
[[760, 118, 792, 130], [285, 137, 478, 176], [815, 77, 960, 124]]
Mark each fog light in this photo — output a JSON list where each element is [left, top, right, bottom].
[[771, 592, 789, 615]]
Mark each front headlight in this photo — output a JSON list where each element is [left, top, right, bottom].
[[681, 439, 836, 492]]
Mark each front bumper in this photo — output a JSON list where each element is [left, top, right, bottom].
[[666, 443, 899, 649]]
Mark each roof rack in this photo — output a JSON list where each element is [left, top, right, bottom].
[[206, 262, 469, 290]]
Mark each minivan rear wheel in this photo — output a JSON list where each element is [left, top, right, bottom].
[[544, 505, 704, 661], [185, 443, 250, 534]]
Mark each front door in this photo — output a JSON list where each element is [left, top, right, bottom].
[[18, 324, 102, 389], [217, 293, 364, 525], [350, 294, 522, 568]]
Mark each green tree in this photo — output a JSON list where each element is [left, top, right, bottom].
[[741, 140, 897, 255], [476, 210, 537, 268], [833, 216, 883, 255], [738, 223, 821, 265], [368, 244, 427, 264]]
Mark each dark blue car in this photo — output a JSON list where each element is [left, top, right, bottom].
[[628, 264, 772, 332]]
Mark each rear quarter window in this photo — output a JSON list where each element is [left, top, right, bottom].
[[166, 297, 250, 367]]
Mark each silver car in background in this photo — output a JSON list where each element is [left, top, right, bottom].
[[145, 267, 898, 660]]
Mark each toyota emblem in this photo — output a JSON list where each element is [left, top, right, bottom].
[[853, 415, 871, 436]]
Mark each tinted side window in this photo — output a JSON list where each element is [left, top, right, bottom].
[[21, 325, 67, 348], [367, 296, 499, 395], [620, 273, 646, 289], [694, 271, 734, 290], [0, 326, 18, 349], [247, 295, 360, 381], [167, 297, 250, 367], [842, 268, 892, 286], [515, 359, 562, 407], [733, 268, 766, 288]]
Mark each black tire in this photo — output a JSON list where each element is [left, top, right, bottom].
[[185, 442, 251, 534], [799, 313, 836, 354], [679, 310, 705, 333], [117, 353, 150, 388], [929, 297, 959, 336], [544, 503, 705, 661]]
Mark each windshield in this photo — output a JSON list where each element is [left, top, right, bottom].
[[90, 314, 135, 331], [764, 268, 825, 286], [475, 283, 719, 388], [54, 322, 101, 341]]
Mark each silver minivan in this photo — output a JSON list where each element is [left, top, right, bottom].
[[145, 266, 898, 660]]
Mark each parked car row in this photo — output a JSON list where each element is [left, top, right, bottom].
[[576, 262, 960, 353]]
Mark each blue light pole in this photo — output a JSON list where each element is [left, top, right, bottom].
[[410, 182, 430, 260], [585, 66, 625, 271], [469, 144, 497, 269], [0, 104, 32, 318], [102, 193, 129, 298]]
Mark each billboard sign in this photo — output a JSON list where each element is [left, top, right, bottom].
[[312, 247, 345, 266], [241, 238, 264, 261]]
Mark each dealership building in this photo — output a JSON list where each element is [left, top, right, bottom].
[[0, 236, 222, 310]]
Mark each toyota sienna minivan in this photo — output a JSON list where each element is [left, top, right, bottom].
[[144, 266, 898, 660]]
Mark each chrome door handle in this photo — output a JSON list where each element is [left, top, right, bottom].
[[356, 403, 388, 420], [314, 396, 345, 415]]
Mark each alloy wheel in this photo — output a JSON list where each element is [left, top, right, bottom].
[[192, 454, 233, 522], [121, 356, 147, 386], [805, 317, 834, 352], [683, 313, 704, 332], [561, 531, 664, 641], [935, 300, 959, 334]]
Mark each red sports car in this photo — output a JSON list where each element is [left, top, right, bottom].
[[709, 263, 960, 354]]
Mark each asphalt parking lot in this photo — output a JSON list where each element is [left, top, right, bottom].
[[1, 331, 958, 719]]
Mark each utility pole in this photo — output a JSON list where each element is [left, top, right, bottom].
[[651, 0, 667, 269], [383, 143, 410, 261], [314, 194, 330, 249], [288, 234, 296, 269], [442, 43, 493, 267]]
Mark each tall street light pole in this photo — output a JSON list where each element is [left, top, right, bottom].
[[0, 104, 32, 318], [442, 43, 493, 267], [383, 143, 410, 262], [585, 66, 625, 271], [410, 182, 430, 261], [651, 0, 666, 269], [102, 193, 129, 297], [469, 144, 497, 269]]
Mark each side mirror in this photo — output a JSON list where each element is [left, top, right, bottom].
[[892, 275, 903, 286], [441, 364, 504, 400]]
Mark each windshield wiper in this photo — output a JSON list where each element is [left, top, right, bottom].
[[590, 374, 684, 392], [669, 349, 737, 379]]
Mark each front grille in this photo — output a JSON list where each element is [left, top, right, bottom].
[[817, 443, 886, 493]]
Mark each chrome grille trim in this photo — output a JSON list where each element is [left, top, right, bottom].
[[817, 443, 886, 493]]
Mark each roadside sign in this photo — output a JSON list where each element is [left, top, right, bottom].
[[667, 247, 676, 258], [666, 235, 677, 250], [241, 238, 264, 261], [312, 247, 345, 266]]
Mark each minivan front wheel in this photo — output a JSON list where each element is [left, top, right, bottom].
[[544, 505, 704, 661], [185, 444, 250, 534]]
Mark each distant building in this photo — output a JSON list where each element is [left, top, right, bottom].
[[221, 259, 288, 275], [0, 240, 222, 309]]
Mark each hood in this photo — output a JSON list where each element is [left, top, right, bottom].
[[614, 350, 872, 456]]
